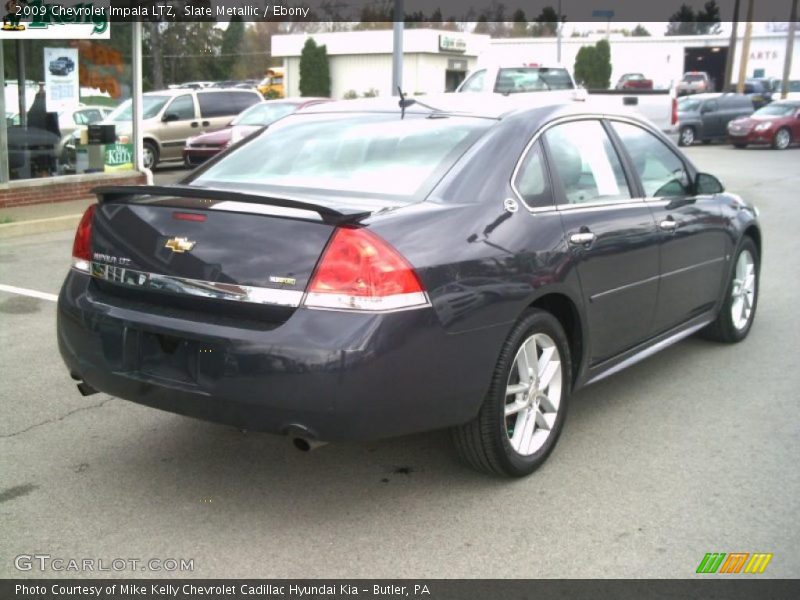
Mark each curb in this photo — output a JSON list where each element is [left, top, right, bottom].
[[0, 214, 82, 239]]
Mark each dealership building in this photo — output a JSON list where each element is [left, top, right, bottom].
[[273, 29, 798, 98]]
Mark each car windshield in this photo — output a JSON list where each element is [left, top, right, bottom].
[[754, 104, 797, 117], [191, 113, 492, 200], [107, 96, 170, 121], [683, 74, 706, 82], [678, 98, 701, 112], [232, 103, 298, 126], [495, 68, 574, 93]]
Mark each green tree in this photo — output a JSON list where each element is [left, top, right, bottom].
[[666, 3, 699, 35], [510, 9, 529, 37], [631, 24, 651, 37], [474, 16, 490, 35], [218, 16, 245, 80], [574, 39, 612, 89], [696, 1, 722, 34], [530, 6, 563, 37], [299, 38, 331, 97]]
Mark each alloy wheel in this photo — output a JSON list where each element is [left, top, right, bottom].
[[731, 249, 756, 331], [504, 333, 562, 456], [774, 129, 790, 150], [680, 127, 695, 146]]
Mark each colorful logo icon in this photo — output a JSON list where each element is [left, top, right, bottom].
[[697, 552, 773, 574]]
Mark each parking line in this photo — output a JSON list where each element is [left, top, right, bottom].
[[0, 284, 58, 302]]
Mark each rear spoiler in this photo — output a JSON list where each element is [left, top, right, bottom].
[[92, 185, 372, 226]]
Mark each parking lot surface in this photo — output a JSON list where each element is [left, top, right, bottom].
[[1, 146, 799, 578]]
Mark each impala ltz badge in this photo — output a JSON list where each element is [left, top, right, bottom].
[[165, 237, 196, 253]]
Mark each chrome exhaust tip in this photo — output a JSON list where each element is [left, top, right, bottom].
[[286, 425, 328, 452]]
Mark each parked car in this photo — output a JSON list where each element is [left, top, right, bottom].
[[96, 88, 262, 168], [676, 93, 754, 146], [58, 96, 761, 477], [257, 68, 285, 98], [615, 73, 654, 90], [677, 71, 713, 95], [182, 98, 329, 167], [727, 100, 800, 149], [48, 56, 75, 76], [56, 105, 112, 163], [774, 79, 800, 101], [457, 65, 576, 95]]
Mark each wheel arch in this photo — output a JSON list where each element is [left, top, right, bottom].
[[743, 224, 762, 260], [528, 292, 584, 385]]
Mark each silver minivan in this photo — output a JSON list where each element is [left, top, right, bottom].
[[102, 88, 262, 168]]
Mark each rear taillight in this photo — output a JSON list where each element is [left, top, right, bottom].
[[71, 204, 96, 273], [304, 228, 428, 312], [671, 97, 678, 126]]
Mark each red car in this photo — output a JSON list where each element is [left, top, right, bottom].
[[182, 97, 329, 167], [615, 73, 654, 90], [727, 100, 800, 150]]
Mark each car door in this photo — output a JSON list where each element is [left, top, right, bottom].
[[609, 120, 728, 335], [701, 99, 722, 138], [542, 118, 660, 365], [197, 91, 260, 133], [159, 93, 198, 160]]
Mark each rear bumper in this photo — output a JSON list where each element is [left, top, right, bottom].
[[57, 271, 506, 441]]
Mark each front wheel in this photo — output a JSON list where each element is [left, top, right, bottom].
[[701, 238, 759, 343], [452, 309, 571, 477], [772, 128, 791, 150], [679, 126, 695, 146], [143, 141, 159, 170]]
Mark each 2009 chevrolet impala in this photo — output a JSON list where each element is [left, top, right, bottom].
[[57, 95, 761, 477]]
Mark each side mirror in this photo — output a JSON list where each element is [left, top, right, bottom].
[[695, 172, 724, 195], [162, 112, 179, 123]]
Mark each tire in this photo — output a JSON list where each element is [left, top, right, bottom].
[[772, 127, 791, 150], [701, 237, 759, 343], [143, 141, 159, 170], [701, 139, 712, 145], [733, 142, 748, 149], [452, 309, 571, 477], [678, 126, 695, 147]]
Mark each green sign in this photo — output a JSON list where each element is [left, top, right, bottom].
[[104, 143, 133, 172]]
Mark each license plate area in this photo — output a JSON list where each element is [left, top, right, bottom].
[[139, 332, 199, 384]]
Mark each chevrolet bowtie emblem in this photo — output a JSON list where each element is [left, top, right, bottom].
[[164, 237, 196, 253]]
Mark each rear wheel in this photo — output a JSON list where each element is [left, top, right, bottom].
[[772, 127, 791, 150], [678, 126, 695, 147], [452, 310, 571, 477], [701, 238, 759, 343]]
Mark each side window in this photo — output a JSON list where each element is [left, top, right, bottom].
[[198, 92, 235, 118], [459, 70, 486, 93], [704, 100, 718, 113], [514, 141, 552, 208], [227, 92, 261, 114], [611, 121, 691, 198], [543, 120, 631, 205], [166, 95, 195, 120]]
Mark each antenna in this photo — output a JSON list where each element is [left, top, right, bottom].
[[397, 86, 415, 119]]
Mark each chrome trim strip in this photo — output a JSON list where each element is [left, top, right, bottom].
[[590, 274, 660, 301], [661, 256, 726, 280], [85, 262, 303, 307], [585, 319, 712, 386]]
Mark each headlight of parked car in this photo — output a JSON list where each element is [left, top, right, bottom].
[[754, 122, 772, 132]]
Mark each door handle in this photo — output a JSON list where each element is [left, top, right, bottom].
[[201, 121, 210, 126], [659, 218, 679, 232], [568, 231, 596, 246], [190, 122, 199, 128]]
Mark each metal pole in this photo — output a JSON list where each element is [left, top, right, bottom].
[[557, 0, 562, 64], [132, 21, 151, 184], [736, 0, 754, 94], [391, 0, 404, 96], [780, 0, 798, 100], [0, 40, 8, 183], [16, 40, 26, 128], [723, 0, 740, 90]]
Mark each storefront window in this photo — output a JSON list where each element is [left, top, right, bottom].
[[2, 23, 134, 181]]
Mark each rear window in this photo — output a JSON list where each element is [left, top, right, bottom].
[[192, 113, 492, 199], [198, 91, 260, 118], [678, 98, 701, 112], [495, 68, 574, 93], [683, 73, 706, 82]]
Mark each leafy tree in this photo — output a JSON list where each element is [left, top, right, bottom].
[[474, 16, 490, 34], [696, 1, 722, 34], [631, 24, 651, 37], [510, 9, 529, 37], [666, 1, 721, 35], [530, 6, 563, 37], [218, 16, 245, 80], [299, 38, 331, 97], [574, 39, 612, 89]]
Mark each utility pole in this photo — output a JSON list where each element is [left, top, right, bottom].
[[723, 0, 741, 90], [557, 0, 562, 64], [736, 0, 755, 94], [780, 0, 798, 100], [391, 0, 404, 96]]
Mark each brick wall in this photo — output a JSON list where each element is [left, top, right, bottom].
[[0, 172, 147, 209]]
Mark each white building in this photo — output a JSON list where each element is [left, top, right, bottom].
[[272, 29, 490, 99], [272, 29, 797, 96]]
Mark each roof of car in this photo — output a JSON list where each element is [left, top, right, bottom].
[[144, 88, 261, 97]]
